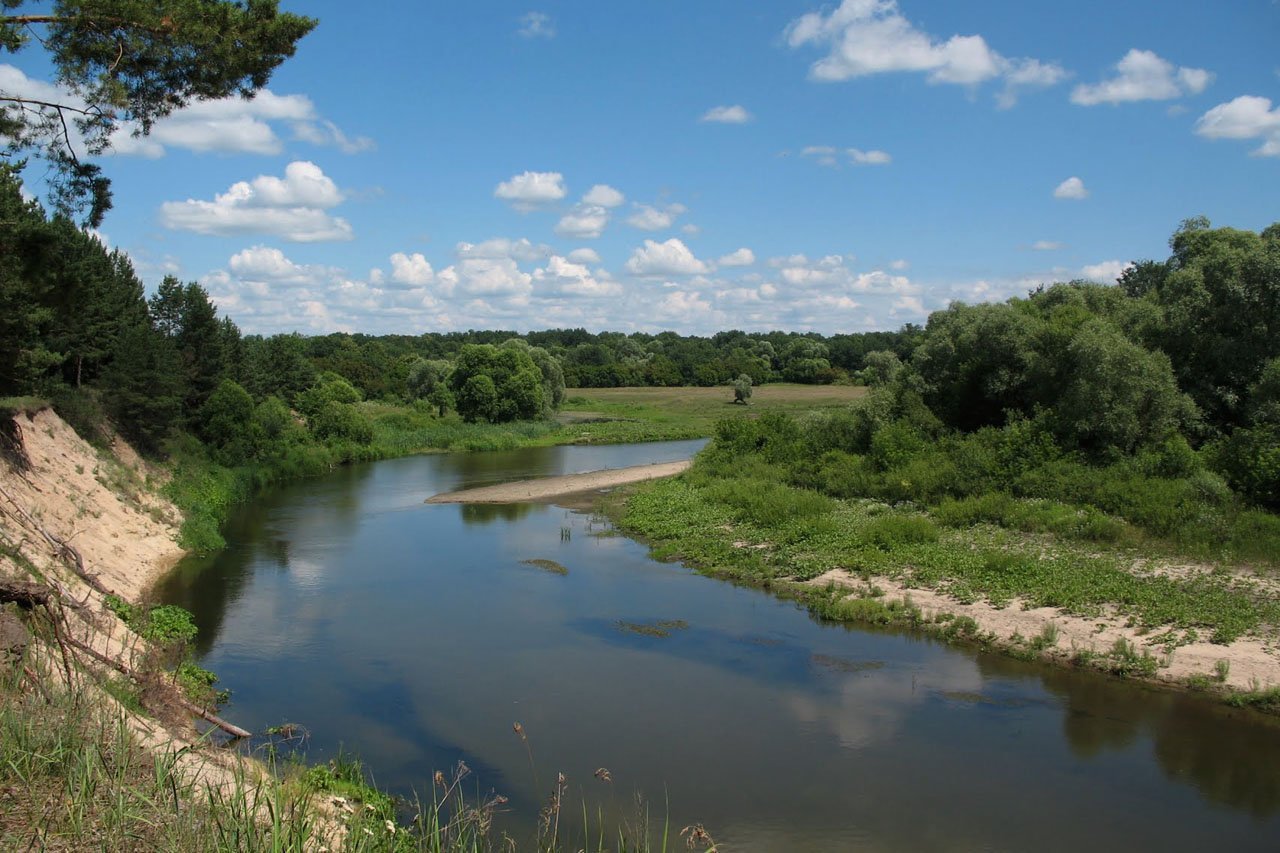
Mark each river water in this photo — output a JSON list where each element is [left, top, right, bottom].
[[157, 440, 1280, 851]]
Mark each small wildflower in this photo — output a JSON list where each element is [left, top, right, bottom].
[[594, 767, 612, 783], [362, 827, 374, 837], [434, 770, 445, 788], [385, 818, 396, 834]]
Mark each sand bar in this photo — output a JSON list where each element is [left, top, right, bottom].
[[425, 460, 691, 504]]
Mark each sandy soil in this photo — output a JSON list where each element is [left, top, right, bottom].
[[0, 409, 184, 601], [809, 569, 1280, 691], [425, 459, 691, 504], [0, 409, 269, 820]]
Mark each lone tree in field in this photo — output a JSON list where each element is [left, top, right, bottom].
[[1, 1, 317, 225], [733, 374, 753, 405]]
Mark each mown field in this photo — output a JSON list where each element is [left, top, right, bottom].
[[550, 383, 868, 443]]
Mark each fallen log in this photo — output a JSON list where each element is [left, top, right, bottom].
[[64, 634, 252, 739], [0, 579, 50, 609]]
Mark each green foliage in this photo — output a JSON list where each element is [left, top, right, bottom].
[[449, 343, 547, 423], [1055, 320, 1192, 456], [913, 301, 1041, 431], [1225, 686, 1280, 714], [252, 395, 298, 443], [1150, 219, 1280, 430], [705, 477, 833, 527], [103, 593, 137, 625], [309, 400, 374, 445], [176, 661, 229, 706], [140, 605, 197, 647], [1, 1, 317, 225], [860, 514, 940, 550], [456, 373, 499, 423], [733, 373, 753, 404], [1213, 425, 1280, 510], [150, 277, 228, 421], [856, 350, 903, 386], [296, 372, 362, 418], [50, 386, 108, 446], [101, 321, 183, 455], [198, 379, 257, 465], [406, 357, 452, 410]]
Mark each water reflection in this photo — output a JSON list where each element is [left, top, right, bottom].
[[459, 502, 536, 525], [158, 441, 1280, 850], [976, 653, 1280, 817]]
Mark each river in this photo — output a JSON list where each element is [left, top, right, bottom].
[[157, 440, 1280, 851]]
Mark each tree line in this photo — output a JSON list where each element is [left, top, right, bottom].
[[705, 217, 1280, 526]]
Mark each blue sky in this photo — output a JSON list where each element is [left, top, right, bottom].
[[5, 0, 1279, 335]]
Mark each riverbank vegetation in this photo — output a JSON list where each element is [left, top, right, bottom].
[[619, 218, 1280, 699]]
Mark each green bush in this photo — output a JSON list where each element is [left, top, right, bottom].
[[706, 477, 833, 528], [860, 514, 940, 550], [309, 401, 373, 445], [140, 604, 198, 646], [1213, 425, 1280, 510], [868, 420, 926, 471]]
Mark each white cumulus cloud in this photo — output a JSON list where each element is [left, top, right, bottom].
[[1195, 95, 1280, 157], [1053, 176, 1089, 200], [1072, 49, 1213, 106], [389, 252, 435, 286], [785, 0, 1065, 106], [1082, 260, 1135, 283], [456, 237, 550, 262], [533, 256, 622, 298], [160, 161, 353, 242], [997, 59, 1071, 109], [567, 248, 602, 265], [626, 203, 687, 231], [718, 248, 756, 267], [626, 238, 709, 276], [582, 184, 625, 207], [700, 104, 753, 124], [555, 204, 610, 239], [228, 246, 318, 285], [494, 171, 567, 210]]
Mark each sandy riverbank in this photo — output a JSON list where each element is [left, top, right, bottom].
[[425, 460, 691, 504], [807, 569, 1280, 691]]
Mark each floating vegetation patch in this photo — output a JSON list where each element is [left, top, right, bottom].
[[615, 618, 690, 638], [810, 653, 886, 673], [521, 558, 569, 575], [935, 690, 1036, 708], [937, 690, 994, 705]]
